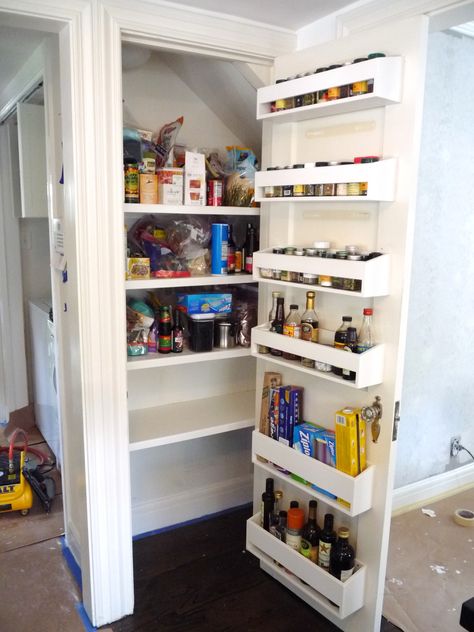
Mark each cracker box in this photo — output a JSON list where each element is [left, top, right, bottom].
[[126, 257, 150, 280], [177, 293, 232, 314], [335, 407, 367, 477], [259, 372, 282, 437], [184, 151, 206, 206], [157, 167, 183, 205]]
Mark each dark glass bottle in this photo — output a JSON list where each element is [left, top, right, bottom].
[[261, 478, 275, 531], [342, 326, 358, 381], [270, 297, 285, 356], [244, 223, 257, 274], [171, 310, 184, 353], [318, 513, 337, 570], [330, 527, 355, 582], [333, 316, 352, 376], [158, 306, 172, 354], [227, 224, 236, 275], [302, 500, 321, 563]]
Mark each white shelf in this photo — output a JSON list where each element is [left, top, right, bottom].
[[253, 251, 390, 297], [127, 346, 251, 370], [124, 203, 260, 216], [256, 56, 402, 121], [246, 512, 366, 619], [125, 273, 254, 290], [251, 325, 384, 389], [128, 391, 255, 451], [254, 159, 397, 203], [252, 431, 374, 516]]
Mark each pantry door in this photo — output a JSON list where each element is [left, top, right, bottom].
[[251, 15, 429, 632]]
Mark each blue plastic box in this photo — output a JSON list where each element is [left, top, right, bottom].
[[177, 293, 232, 314]]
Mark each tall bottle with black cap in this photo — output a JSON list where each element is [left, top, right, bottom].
[[260, 478, 275, 531]]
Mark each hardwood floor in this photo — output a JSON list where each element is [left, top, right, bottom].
[[109, 506, 401, 632]]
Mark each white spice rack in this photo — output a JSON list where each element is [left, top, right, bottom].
[[251, 326, 384, 389], [253, 250, 390, 297], [254, 159, 397, 203], [246, 513, 366, 619], [256, 56, 402, 122], [252, 431, 375, 516], [124, 203, 260, 216]]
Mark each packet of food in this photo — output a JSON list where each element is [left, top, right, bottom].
[[152, 116, 184, 168]]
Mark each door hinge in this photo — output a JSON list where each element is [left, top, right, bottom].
[[392, 401, 400, 441]]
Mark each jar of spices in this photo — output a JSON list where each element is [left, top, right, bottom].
[[284, 78, 296, 110], [339, 61, 352, 98], [367, 53, 386, 93], [351, 57, 369, 96], [331, 251, 347, 290], [260, 268, 273, 279], [305, 247, 317, 257], [343, 254, 362, 291], [302, 73, 316, 106], [315, 67, 328, 102], [274, 79, 286, 111], [282, 167, 293, 197], [313, 241, 330, 257], [272, 269, 282, 281], [272, 247, 285, 254], [304, 163, 316, 196], [327, 64, 342, 100], [292, 164, 305, 197], [360, 156, 379, 196], [302, 273, 317, 285], [273, 167, 283, 198], [336, 182, 348, 196], [292, 248, 305, 282], [347, 182, 361, 196], [315, 359, 333, 373], [284, 246, 297, 256], [264, 167, 277, 198]]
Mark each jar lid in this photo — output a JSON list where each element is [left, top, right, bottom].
[[315, 67, 328, 73], [305, 248, 317, 256], [266, 166, 277, 171], [292, 163, 305, 169], [347, 254, 362, 261], [272, 247, 284, 254], [289, 304, 299, 310], [361, 156, 380, 163], [315, 161, 329, 167], [328, 64, 342, 69], [287, 507, 305, 529], [345, 244, 359, 254], [340, 161, 354, 165], [363, 308, 373, 315], [328, 161, 340, 166], [303, 272, 317, 278], [285, 247, 297, 254], [313, 241, 330, 249], [295, 249, 305, 256], [353, 57, 368, 63], [368, 52, 386, 59], [276, 79, 285, 84], [338, 526, 350, 538], [189, 313, 216, 321], [342, 316, 352, 322], [336, 251, 348, 259]]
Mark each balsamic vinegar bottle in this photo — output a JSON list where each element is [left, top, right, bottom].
[[318, 513, 337, 570], [330, 527, 355, 581]]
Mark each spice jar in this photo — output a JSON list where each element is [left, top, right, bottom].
[[302, 74, 315, 106], [347, 182, 361, 196], [367, 53, 386, 93], [305, 247, 317, 257], [313, 241, 330, 257], [284, 78, 296, 109], [260, 268, 273, 279], [343, 254, 362, 291], [264, 167, 277, 198], [331, 251, 347, 290], [302, 273, 317, 285], [274, 79, 286, 111], [294, 248, 305, 283], [282, 168, 293, 197], [272, 269, 282, 281], [327, 64, 342, 100], [336, 182, 348, 196], [272, 247, 284, 254], [315, 67, 328, 102], [351, 57, 369, 96], [292, 164, 305, 197]]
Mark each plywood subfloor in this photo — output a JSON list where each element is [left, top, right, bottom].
[[384, 486, 474, 632]]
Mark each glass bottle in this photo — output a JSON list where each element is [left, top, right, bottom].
[[276, 510, 288, 542], [270, 297, 285, 356], [158, 306, 172, 354], [268, 291, 281, 324], [286, 507, 305, 551], [300, 291, 319, 369], [330, 527, 355, 581], [171, 310, 184, 353], [318, 513, 337, 570], [357, 307, 374, 353], [342, 326, 358, 381], [282, 304, 301, 360], [227, 224, 236, 274], [244, 223, 257, 274], [261, 478, 275, 531], [333, 316, 352, 376], [301, 500, 321, 563]]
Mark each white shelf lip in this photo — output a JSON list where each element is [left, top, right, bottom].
[[124, 203, 260, 216], [128, 390, 255, 450], [251, 325, 384, 389], [246, 512, 366, 619], [125, 273, 255, 290], [127, 346, 251, 370], [256, 56, 403, 122], [252, 431, 374, 516], [253, 251, 390, 297], [254, 159, 397, 203]]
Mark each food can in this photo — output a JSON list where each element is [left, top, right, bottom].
[[211, 223, 229, 275], [207, 180, 223, 206]]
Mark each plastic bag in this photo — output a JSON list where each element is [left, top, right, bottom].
[[126, 301, 155, 356], [165, 216, 211, 275], [152, 116, 184, 168], [233, 299, 258, 347], [224, 146, 257, 207]]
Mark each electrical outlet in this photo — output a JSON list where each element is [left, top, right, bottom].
[[450, 436, 461, 457]]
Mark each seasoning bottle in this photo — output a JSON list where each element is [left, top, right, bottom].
[[302, 500, 321, 563], [276, 510, 288, 542], [304, 163, 315, 196], [327, 64, 342, 100], [323, 163, 338, 197], [347, 181, 361, 196], [282, 167, 293, 197], [268, 291, 281, 324], [261, 478, 275, 531], [367, 52, 386, 93], [264, 167, 277, 198], [351, 57, 369, 96], [331, 251, 347, 290], [124, 158, 140, 203], [292, 164, 305, 197], [284, 78, 295, 110], [315, 67, 328, 102], [302, 73, 315, 106], [270, 297, 285, 356], [244, 223, 257, 274], [293, 248, 305, 282], [286, 506, 305, 551], [158, 306, 172, 354], [357, 307, 374, 353], [235, 239, 244, 274], [344, 253, 363, 291], [318, 513, 337, 569], [301, 291, 319, 342], [333, 316, 352, 376], [283, 304, 301, 360], [171, 310, 184, 353], [342, 326, 358, 381], [227, 224, 236, 274], [330, 527, 355, 581], [274, 79, 286, 111]]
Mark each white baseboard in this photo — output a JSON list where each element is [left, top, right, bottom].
[[392, 462, 474, 515], [131, 474, 253, 537], [64, 520, 81, 568]]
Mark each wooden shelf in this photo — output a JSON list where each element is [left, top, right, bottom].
[[253, 251, 390, 297], [124, 203, 260, 216], [252, 431, 374, 516], [125, 273, 255, 290], [127, 346, 251, 370], [251, 326, 384, 389], [129, 390, 255, 451], [254, 159, 397, 203], [246, 512, 366, 619], [256, 56, 402, 122]]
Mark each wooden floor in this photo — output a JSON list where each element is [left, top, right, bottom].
[[109, 506, 401, 632]]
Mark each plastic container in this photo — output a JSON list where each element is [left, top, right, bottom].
[[189, 314, 215, 352]]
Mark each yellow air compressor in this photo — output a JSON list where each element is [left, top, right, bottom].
[[0, 428, 33, 516]]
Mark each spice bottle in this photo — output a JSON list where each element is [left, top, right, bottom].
[[357, 307, 374, 353], [283, 304, 301, 360], [342, 326, 358, 381], [301, 500, 321, 563], [330, 527, 355, 581], [274, 79, 286, 111], [318, 513, 337, 569], [124, 158, 140, 203], [270, 297, 285, 356], [261, 478, 275, 531], [292, 164, 305, 197], [286, 507, 305, 551], [333, 316, 352, 376]]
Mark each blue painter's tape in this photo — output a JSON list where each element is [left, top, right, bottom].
[[75, 603, 97, 632]]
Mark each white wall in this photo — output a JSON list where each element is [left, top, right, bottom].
[[395, 30, 474, 487]]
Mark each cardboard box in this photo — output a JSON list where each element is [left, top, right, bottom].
[[278, 386, 303, 447], [139, 174, 158, 204], [269, 387, 280, 441], [126, 258, 150, 280], [292, 423, 337, 499], [157, 167, 183, 205], [184, 151, 206, 206], [335, 407, 367, 477], [259, 372, 282, 436], [177, 293, 232, 314]]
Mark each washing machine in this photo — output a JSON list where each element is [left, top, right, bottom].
[[29, 298, 61, 468]]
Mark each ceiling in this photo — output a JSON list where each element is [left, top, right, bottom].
[[156, 0, 357, 30], [0, 25, 47, 92]]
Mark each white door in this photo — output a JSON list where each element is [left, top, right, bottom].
[[247, 16, 429, 632]]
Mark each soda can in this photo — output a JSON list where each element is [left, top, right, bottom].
[[207, 180, 223, 206], [211, 223, 229, 275]]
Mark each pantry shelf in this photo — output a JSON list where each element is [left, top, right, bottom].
[[246, 513, 366, 619], [127, 346, 251, 370], [251, 326, 384, 389], [256, 56, 402, 122], [254, 159, 397, 203], [128, 390, 255, 450], [125, 273, 254, 290], [124, 203, 260, 216], [252, 431, 374, 516], [253, 251, 390, 297]]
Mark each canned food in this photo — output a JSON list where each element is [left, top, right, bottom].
[[207, 180, 223, 206]]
